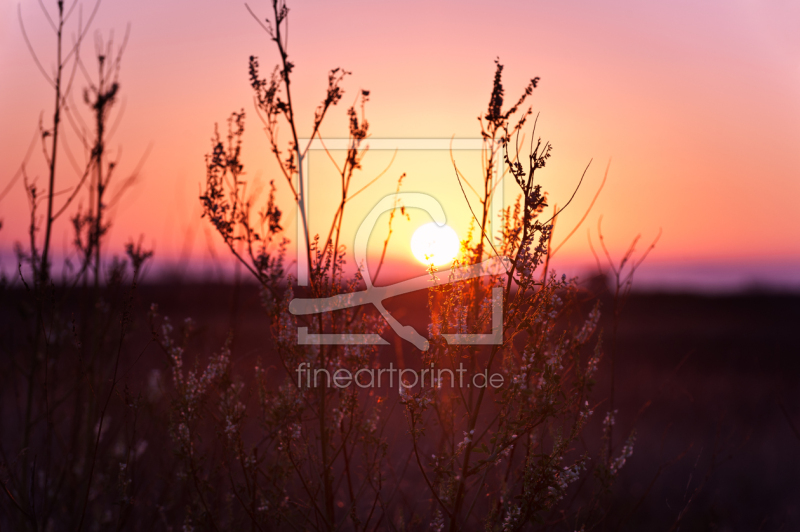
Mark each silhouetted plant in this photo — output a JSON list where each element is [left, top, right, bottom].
[[185, 1, 650, 531], [0, 3, 153, 531]]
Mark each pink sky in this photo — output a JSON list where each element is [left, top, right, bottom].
[[1, 0, 799, 290]]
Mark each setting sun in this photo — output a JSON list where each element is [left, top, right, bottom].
[[410, 222, 460, 267]]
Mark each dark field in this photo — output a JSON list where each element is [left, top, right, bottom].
[[2, 284, 799, 530], [151, 286, 800, 530]]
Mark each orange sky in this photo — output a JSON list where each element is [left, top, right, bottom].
[[1, 0, 799, 290]]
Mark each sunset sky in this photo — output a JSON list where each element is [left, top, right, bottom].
[[1, 0, 799, 290]]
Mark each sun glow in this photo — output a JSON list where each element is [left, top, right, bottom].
[[410, 222, 460, 267]]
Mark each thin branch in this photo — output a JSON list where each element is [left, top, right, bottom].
[[18, 5, 55, 87], [0, 129, 38, 204], [452, 162, 501, 259], [542, 159, 591, 225], [552, 158, 609, 257]]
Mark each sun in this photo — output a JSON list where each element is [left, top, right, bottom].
[[410, 222, 461, 267]]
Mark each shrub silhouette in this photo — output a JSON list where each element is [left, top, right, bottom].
[[1, 2, 153, 530], [186, 1, 650, 530]]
